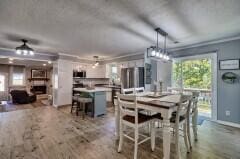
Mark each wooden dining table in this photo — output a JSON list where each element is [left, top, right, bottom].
[[114, 92, 184, 159]]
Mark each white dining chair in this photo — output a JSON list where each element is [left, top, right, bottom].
[[153, 94, 192, 159], [187, 91, 200, 149], [122, 88, 135, 94], [135, 87, 145, 93], [117, 94, 156, 159]]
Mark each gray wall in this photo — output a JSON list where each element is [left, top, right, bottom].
[[170, 39, 240, 124], [150, 60, 158, 91]]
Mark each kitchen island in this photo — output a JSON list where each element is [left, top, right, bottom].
[[73, 87, 110, 117]]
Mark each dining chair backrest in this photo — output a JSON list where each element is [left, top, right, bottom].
[[176, 94, 192, 120], [191, 91, 200, 113], [117, 94, 138, 119], [122, 88, 135, 94], [135, 87, 145, 93], [167, 87, 182, 93]]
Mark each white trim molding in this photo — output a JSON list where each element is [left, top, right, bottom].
[[216, 120, 240, 128], [169, 36, 240, 52]]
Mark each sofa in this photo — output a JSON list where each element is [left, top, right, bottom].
[[10, 90, 36, 104]]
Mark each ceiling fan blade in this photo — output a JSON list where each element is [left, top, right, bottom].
[[3, 33, 41, 45]]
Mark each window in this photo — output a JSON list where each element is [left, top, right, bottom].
[[11, 66, 25, 86], [111, 66, 118, 80], [172, 58, 211, 89], [111, 66, 117, 74], [12, 73, 24, 85], [0, 75, 5, 91]]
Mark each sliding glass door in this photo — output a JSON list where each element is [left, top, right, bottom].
[[172, 53, 217, 119]]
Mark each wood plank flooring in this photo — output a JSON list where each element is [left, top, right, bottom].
[[0, 100, 47, 113], [0, 105, 239, 159]]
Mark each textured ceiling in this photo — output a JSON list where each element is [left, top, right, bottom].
[[0, 0, 240, 59]]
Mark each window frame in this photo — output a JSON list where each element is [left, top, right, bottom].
[[12, 73, 25, 86], [0, 75, 5, 92]]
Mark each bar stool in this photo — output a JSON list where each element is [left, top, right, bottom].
[[71, 95, 80, 114], [77, 97, 93, 119]]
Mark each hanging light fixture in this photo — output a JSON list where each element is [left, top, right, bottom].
[[147, 28, 171, 61], [92, 56, 100, 68], [15, 39, 34, 56]]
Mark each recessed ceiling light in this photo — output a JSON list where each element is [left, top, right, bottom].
[[43, 64, 46, 66], [48, 61, 52, 64]]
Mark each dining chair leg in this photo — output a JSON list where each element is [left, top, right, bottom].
[[192, 110, 198, 141], [151, 121, 156, 152], [134, 128, 139, 159], [175, 125, 181, 159], [187, 116, 192, 149], [71, 101, 74, 113], [147, 111, 151, 134], [183, 122, 190, 153], [118, 119, 123, 153], [76, 102, 80, 116], [82, 103, 85, 119]]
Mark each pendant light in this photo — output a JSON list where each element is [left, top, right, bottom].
[[15, 39, 34, 56], [147, 28, 170, 61], [92, 56, 100, 68]]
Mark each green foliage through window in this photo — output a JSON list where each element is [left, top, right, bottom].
[[172, 59, 211, 89]]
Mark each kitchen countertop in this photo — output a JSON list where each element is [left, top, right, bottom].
[[94, 84, 121, 89], [74, 87, 111, 93]]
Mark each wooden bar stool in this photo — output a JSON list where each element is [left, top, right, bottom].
[[77, 97, 93, 119]]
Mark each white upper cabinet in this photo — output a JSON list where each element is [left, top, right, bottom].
[[117, 59, 144, 68]]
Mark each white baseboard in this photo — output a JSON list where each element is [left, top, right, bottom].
[[216, 120, 240, 128]]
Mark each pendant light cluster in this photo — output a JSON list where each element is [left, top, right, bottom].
[[92, 56, 100, 68], [147, 28, 170, 61], [15, 39, 34, 56]]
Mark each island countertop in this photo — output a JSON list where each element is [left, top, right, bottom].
[[73, 87, 111, 93]]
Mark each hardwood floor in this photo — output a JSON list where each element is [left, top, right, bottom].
[[0, 105, 239, 159], [0, 100, 47, 113]]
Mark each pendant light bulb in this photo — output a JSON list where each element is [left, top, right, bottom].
[[159, 52, 163, 58], [151, 50, 156, 57], [16, 49, 22, 55], [23, 50, 28, 55], [29, 50, 34, 56], [163, 54, 167, 60]]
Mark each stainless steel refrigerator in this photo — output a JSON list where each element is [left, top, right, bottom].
[[121, 67, 144, 89]]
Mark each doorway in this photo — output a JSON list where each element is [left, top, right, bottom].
[[172, 53, 217, 120]]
